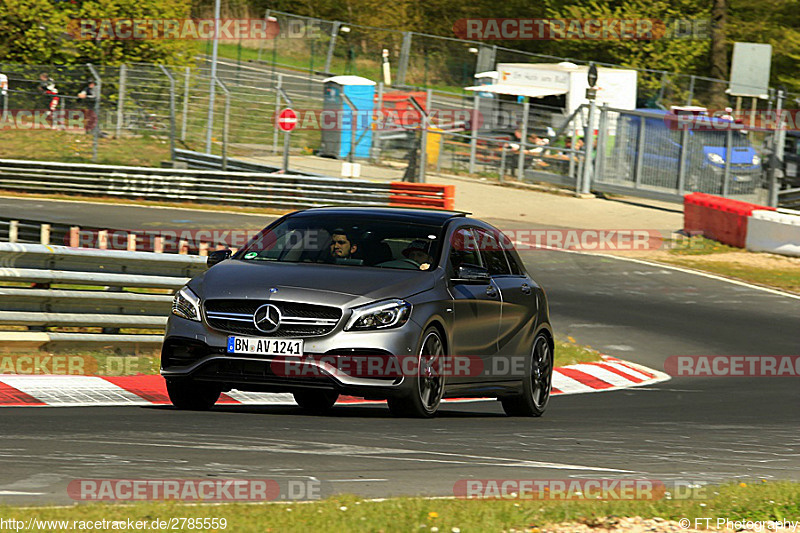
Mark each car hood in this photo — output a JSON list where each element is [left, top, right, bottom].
[[190, 259, 436, 308], [703, 146, 757, 166]]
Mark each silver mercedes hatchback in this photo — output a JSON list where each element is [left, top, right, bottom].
[[161, 207, 553, 417]]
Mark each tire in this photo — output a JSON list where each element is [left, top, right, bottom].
[[501, 333, 553, 417], [387, 327, 446, 418], [293, 390, 339, 414], [165, 379, 221, 411]]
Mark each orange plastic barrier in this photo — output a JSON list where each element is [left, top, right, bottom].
[[389, 182, 456, 211], [684, 193, 775, 248]]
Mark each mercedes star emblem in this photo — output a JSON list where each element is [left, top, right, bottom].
[[253, 304, 281, 333]]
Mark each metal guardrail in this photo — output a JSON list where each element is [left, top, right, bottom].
[[0, 158, 392, 209], [778, 187, 800, 209], [0, 242, 206, 345], [172, 149, 324, 177]]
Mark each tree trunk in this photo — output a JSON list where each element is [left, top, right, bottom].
[[709, 0, 729, 107]]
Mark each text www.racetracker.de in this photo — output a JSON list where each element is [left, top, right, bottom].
[[0, 517, 228, 531]]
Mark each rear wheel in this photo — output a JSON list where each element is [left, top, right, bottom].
[[387, 327, 446, 418], [501, 333, 552, 417], [165, 379, 221, 411], [293, 390, 339, 414]]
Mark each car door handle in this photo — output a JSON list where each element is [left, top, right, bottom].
[[521, 283, 532, 295], [486, 286, 498, 298]]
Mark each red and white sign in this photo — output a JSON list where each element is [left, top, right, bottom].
[[277, 108, 298, 132]]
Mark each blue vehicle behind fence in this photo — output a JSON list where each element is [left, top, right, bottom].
[[614, 109, 763, 195]]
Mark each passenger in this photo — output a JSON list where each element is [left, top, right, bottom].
[[402, 239, 433, 267]]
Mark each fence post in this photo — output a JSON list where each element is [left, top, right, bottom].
[[517, 100, 529, 181], [215, 78, 231, 171], [418, 89, 432, 183], [324, 21, 341, 74], [372, 81, 384, 162], [397, 32, 412, 86], [40, 224, 50, 245], [86, 63, 101, 163], [580, 98, 597, 195], [9, 220, 18, 243], [686, 75, 695, 106], [594, 103, 609, 184], [116, 64, 126, 138], [181, 66, 190, 142], [677, 128, 689, 195], [468, 94, 479, 174], [768, 89, 785, 207], [634, 115, 645, 190], [158, 65, 176, 158], [722, 128, 732, 197], [273, 74, 282, 154]]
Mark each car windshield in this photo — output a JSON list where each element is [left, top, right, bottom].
[[692, 130, 752, 148], [236, 214, 444, 271]]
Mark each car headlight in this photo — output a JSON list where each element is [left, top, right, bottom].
[[345, 299, 411, 331], [752, 154, 761, 166], [172, 286, 201, 321], [706, 152, 725, 165]]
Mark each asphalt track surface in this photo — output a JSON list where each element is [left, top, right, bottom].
[[1, 197, 799, 505]]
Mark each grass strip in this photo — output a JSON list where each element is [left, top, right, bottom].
[[0, 481, 797, 532]]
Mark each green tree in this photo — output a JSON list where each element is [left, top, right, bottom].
[[0, 0, 195, 65]]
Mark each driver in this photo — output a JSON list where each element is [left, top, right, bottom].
[[328, 228, 358, 261]]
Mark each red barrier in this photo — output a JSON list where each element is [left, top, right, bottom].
[[389, 182, 456, 211], [684, 193, 775, 248]]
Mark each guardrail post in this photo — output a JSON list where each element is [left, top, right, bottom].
[[87, 63, 102, 163], [116, 64, 126, 138], [127, 234, 137, 252], [158, 65, 176, 159], [69, 227, 80, 248], [154, 236, 164, 254], [179, 239, 189, 254], [199, 242, 209, 256], [468, 94, 479, 174], [98, 230, 108, 250], [40, 224, 50, 245], [517, 99, 530, 182], [9, 221, 18, 243]]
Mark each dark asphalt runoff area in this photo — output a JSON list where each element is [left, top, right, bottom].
[[1, 199, 799, 505]]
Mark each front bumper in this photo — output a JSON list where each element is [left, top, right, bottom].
[[160, 314, 423, 397]]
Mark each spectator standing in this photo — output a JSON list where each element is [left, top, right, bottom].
[[78, 80, 98, 134]]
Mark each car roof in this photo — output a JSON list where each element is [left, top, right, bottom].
[[290, 206, 470, 226]]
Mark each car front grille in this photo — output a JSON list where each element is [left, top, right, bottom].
[[203, 299, 342, 337]]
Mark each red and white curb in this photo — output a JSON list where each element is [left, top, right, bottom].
[[0, 356, 668, 407]]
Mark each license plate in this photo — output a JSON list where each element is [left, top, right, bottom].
[[226, 337, 303, 356]]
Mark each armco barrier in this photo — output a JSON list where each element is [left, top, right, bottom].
[[684, 193, 776, 248], [389, 182, 455, 211], [0, 242, 206, 346], [0, 159, 456, 211], [745, 210, 800, 257]]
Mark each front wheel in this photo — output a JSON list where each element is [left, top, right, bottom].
[[387, 327, 446, 418], [501, 333, 553, 417], [165, 379, 221, 411]]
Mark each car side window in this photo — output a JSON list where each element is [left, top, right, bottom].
[[448, 227, 481, 272], [505, 249, 523, 276], [475, 229, 511, 276]]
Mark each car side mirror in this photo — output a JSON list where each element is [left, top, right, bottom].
[[207, 249, 232, 268], [452, 263, 490, 283]]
